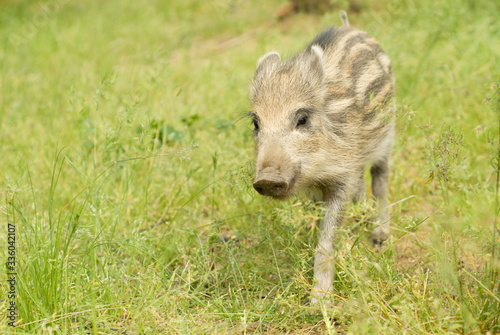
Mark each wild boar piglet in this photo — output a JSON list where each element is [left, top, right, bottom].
[[249, 12, 395, 303]]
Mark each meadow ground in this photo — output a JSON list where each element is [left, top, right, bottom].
[[0, 0, 499, 333]]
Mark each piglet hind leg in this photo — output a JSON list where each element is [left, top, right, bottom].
[[352, 168, 366, 204], [310, 185, 348, 305], [370, 156, 391, 246]]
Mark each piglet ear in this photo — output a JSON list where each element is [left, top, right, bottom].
[[254, 51, 281, 83], [310, 45, 324, 60], [252, 51, 281, 98], [309, 45, 324, 80], [256, 51, 281, 71]]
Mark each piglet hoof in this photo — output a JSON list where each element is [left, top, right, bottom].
[[371, 225, 390, 248], [371, 237, 386, 248], [310, 291, 334, 307]]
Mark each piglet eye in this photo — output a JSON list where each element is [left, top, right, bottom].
[[297, 116, 308, 127], [253, 118, 259, 130]]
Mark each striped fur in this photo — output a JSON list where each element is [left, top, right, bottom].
[[250, 18, 395, 304]]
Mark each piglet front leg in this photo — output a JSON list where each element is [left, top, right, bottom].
[[311, 184, 348, 304]]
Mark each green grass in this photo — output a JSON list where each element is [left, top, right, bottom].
[[0, 0, 499, 333]]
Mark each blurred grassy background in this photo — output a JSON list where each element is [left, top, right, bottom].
[[0, 0, 499, 333]]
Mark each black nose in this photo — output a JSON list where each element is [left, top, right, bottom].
[[253, 179, 288, 197]]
